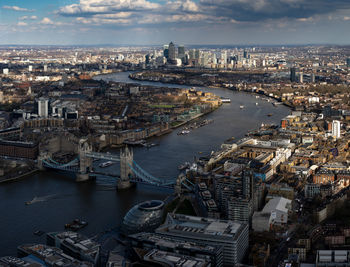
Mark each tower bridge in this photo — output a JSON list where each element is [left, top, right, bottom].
[[38, 138, 190, 191]]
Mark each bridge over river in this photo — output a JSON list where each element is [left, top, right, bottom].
[[38, 138, 192, 191]]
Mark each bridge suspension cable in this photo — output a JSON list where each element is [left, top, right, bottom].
[[42, 159, 80, 172], [46, 157, 79, 167], [129, 160, 175, 187]]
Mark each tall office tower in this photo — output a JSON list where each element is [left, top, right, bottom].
[[184, 54, 189, 65], [189, 49, 195, 60], [242, 169, 254, 199], [221, 50, 227, 64], [290, 67, 297, 82], [214, 177, 242, 215], [332, 120, 341, 139], [347, 58, 350, 68], [200, 52, 209, 66], [310, 73, 315, 83], [163, 45, 169, 59], [227, 197, 253, 225], [299, 72, 303, 83], [145, 54, 150, 65], [168, 42, 176, 61], [212, 53, 217, 64], [38, 98, 49, 118], [243, 50, 248, 59], [194, 49, 200, 60], [178, 45, 185, 61], [253, 182, 266, 211]]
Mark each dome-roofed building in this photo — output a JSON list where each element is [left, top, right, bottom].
[[121, 200, 164, 235]]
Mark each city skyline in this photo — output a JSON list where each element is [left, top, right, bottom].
[[1, 13, 350, 263], [0, 0, 350, 45]]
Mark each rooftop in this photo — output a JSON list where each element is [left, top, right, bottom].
[[144, 249, 210, 267], [129, 232, 218, 253], [157, 214, 246, 240], [262, 197, 292, 214], [47, 232, 99, 259], [17, 244, 93, 267]]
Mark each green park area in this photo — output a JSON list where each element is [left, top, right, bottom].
[[148, 104, 175, 108]]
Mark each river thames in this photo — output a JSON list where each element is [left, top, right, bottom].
[[0, 72, 290, 256]]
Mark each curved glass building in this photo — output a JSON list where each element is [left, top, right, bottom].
[[121, 200, 164, 234]]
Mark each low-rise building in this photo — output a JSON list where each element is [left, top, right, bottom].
[[129, 232, 223, 267], [252, 197, 292, 232], [46, 231, 100, 264], [17, 244, 93, 267], [155, 214, 249, 266], [143, 249, 211, 267], [316, 250, 350, 267]]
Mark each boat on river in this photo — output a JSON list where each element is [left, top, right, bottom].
[[143, 142, 159, 148], [25, 195, 56, 205], [273, 102, 283, 106], [123, 139, 146, 146], [25, 198, 37, 205], [65, 219, 88, 231], [226, 136, 235, 142], [99, 161, 114, 168], [177, 130, 190, 135], [220, 97, 231, 103], [178, 162, 190, 170], [33, 230, 45, 236]]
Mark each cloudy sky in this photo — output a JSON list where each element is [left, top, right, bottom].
[[0, 0, 350, 45]]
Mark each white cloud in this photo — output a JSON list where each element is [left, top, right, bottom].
[[95, 12, 133, 19], [57, 0, 219, 27], [40, 17, 54, 25], [3, 5, 34, 12], [165, 0, 199, 12], [20, 15, 38, 20], [59, 0, 160, 15], [140, 13, 215, 24], [17, 21, 28, 26], [55, 0, 350, 30], [297, 17, 313, 22], [76, 16, 132, 25]]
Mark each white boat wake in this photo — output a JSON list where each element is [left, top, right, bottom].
[[25, 194, 63, 205]]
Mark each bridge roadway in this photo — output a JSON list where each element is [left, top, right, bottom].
[[90, 172, 174, 189], [84, 152, 120, 161], [42, 155, 178, 189], [40, 143, 195, 190]]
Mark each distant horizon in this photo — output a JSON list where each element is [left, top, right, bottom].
[[0, 43, 350, 48], [1, 1, 350, 45]]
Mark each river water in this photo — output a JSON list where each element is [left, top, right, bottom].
[[0, 72, 290, 256]]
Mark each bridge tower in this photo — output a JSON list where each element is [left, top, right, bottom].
[[118, 146, 133, 189], [77, 138, 93, 182], [37, 151, 50, 171]]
